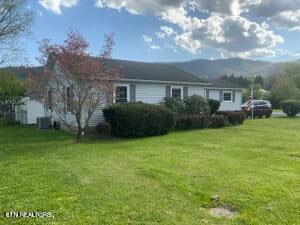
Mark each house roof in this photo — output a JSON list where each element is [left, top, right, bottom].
[[208, 79, 244, 89], [50, 56, 243, 89], [103, 59, 208, 84]]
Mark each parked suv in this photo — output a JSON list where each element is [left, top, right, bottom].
[[241, 100, 273, 118]]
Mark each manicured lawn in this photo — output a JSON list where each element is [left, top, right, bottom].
[[0, 119, 299, 225]]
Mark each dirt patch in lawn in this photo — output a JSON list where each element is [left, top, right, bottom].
[[209, 195, 238, 218], [210, 207, 237, 218]]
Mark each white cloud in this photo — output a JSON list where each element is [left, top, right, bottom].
[[142, 35, 152, 44], [150, 45, 161, 50], [175, 32, 202, 54], [95, 0, 184, 15], [222, 48, 276, 58], [96, 0, 287, 58], [276, 49, 300, 57], [269, 10, 300, 31], [155, 26, 176, 38], [38, 0, 78, 14], [174, 15, 283, 57], [143, 35, 161, 50]]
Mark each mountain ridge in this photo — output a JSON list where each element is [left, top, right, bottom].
[[169, 58, 287, 79], [0, 58, 296, 80]]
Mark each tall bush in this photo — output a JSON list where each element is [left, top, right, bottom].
[[280, 100, 300, 117], [208, 99, 220, 115], [184, 95, 210, 115], [103, 102, 175, 137], [161, 97, 185, 116]]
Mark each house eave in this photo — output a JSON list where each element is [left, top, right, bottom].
[[205, 87, 244, 91], [118, 78, 212, 86], [118, 79, 243, 90]]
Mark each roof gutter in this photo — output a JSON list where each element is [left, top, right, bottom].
[[119, 78, 212, 86]]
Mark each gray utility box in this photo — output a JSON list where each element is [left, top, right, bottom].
[[37, 117, 51, 129]]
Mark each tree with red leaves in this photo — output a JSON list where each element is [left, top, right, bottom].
[[37, 30, 120, 142]]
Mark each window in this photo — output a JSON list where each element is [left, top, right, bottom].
[[115, 85, 128, 103], [223, 92, 233, 102], [171, 86, 182, 98]]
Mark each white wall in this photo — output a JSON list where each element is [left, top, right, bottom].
[[135, 83, 166, 104], [52, 81, 243, 129], [207, 89, 242, 111], [188, 86, 205, 97], [15, 98, 44, 124]]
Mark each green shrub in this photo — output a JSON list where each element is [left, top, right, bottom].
[[176, 115, 209, 130], [161, 97, 185, 115], [216, 111, 246, 125], [209, 115, 226, 128], [280, 100, 300, 117], [103, 102, 175, 138], [208, 99, 220, 115], [96, 122, 111, 136], [184, 95, 210, 115]]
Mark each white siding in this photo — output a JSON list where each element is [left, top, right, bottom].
[[135, 83, 166, 104], [220, 91, 242, 111], [188, 86, 205, 97], [207, 89, 242, 111], [208, 90, 220, 101], [15, 98, 44, 125], [49, 74, 243, 129], [82, 84, 243, 127], [85, 104, 105, 127]]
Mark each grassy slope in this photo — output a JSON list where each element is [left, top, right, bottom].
[[0, 119, 299, 225]]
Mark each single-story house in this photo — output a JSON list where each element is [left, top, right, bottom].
[[44, 58, 243, 130]]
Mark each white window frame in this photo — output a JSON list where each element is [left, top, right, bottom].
[[171, 86, 183, 99], [223, 91, 233, 102], [113, 84, 130, 104]]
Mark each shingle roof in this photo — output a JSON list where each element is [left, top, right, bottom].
[[104, 59, 207, 84], [209, 79, 244, 89]]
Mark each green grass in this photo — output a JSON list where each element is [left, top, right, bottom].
[[0, 119, 300, 225]]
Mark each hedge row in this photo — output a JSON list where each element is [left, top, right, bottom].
[[176, 115, 209, 130], [216, 111, 246, 125], [100, 103, 245, 138], [103, 102, 175, 138], [175, 115, 227, 130]]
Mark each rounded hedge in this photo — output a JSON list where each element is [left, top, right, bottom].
[[161, 97, 185, 116], [184, 95, 210, 116], [280, 100, 300, 117], [216, 111, 246, 125], [103, 102, 175, 138], [208, 99, 220, 116]]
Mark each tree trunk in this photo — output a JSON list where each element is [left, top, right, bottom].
[[76, 129, 82, 143], [75, 113, 82, 143]]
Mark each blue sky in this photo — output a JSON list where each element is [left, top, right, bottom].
[[24, 0, 300, 65]]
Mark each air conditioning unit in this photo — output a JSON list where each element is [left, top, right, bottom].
[[37, 117, 50, 129]]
